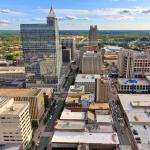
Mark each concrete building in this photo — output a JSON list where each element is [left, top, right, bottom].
[[68, 85, 85, 98], [75, 74, 100, 93], [0, 89, 45, 122], [88, 25, 98, 46], [0, 67, 25, 81], [118, 49, 150, 78], [61, 36, 76, 60], [117, 78, 150, 93], [118, 94, 150, 150], [82, 51, 102, 74], [0, 97, 32, 148], [95, 76, 111, 103], [62, 48, 71, 63], [21, 7, 62, 88]]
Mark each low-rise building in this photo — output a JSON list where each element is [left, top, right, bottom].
[[68, 85, 85, 98], [117, 78, 150, 93], [75, 74, 100, 93], [0, 97, 32, 148], [0, 89, 45, 122]]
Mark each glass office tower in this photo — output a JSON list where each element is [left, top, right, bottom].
[[21, 7, 62, 88]]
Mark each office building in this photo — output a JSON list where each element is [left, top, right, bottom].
[[75, 74, 100, 93], [0, 89, 45, 122], [117, 78, 150, 93], [118, 49, 150, 78], [61, 36, 76, 60], [118, 94, 150, 150], [95, 76, 111, 103], [0, 97, 32, 148], [21, 7, 62, 88], [88, 25, 98, 46], [62, 48, 71, 63], [82, 51, 102, 74], [0, 67, 25, 82]]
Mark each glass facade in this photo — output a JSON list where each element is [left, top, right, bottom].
[[20, 8, 62, 87]]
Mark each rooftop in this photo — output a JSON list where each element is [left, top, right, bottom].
[[60, 111, 85, 120], [96, 114, 113, 124], [69, 85, 85, 93], [104, 45, 122, 52], [118, 78, 149, 85], [89, 103, 110, 110], [0, 67, 25, 74], [81, 94, 94, 102], [65, 96, 79, 104], [0, 101, 29, 116], [0, 97, 13, 109], [0, 89, 42, 97], [75, 74, 100, 83], [0, 143, 22, 150], [51, 131, 119, 145], [54, 120, 85, 131]]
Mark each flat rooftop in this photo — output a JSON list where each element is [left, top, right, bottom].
[[0, 97, 13, 108], [52, 131, 119, 145], [117, 78, 149, 85], [75, 74, 100, 83], [0, 143, 22, 150], [0, 67, 25, 74], [0, 101, 29, 116], [96, 114, 113, 124], [65, 97, 79, 104], [89, 103, 110, 110], [54, 120, 85, 131], [69, 85, 85, 93], [0, 89, 42, 97], [60, 111, 85, 120]]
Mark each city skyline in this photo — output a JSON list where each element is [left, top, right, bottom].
[[0, 0, 150, 30]]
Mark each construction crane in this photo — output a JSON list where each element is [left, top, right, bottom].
[[142, 44, 150, 79]]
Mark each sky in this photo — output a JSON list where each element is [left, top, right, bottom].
[[0, 0, 150, 30]]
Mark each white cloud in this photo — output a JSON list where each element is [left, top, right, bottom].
[[0, 9, 19, 14]]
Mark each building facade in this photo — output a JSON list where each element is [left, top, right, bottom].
[[0, 89, 45, 123], [118, 49, 150, 78], [75, 74, 101, 93], [61, 36, 76, 60], [88, 25, 98, 46], [82, 51, 102, 74], [0, 97, 32, 148], [21, 7, 62, 88], [95, 76, 111, 103]]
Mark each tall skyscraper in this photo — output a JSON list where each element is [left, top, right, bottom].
[[82, 51, 102, 74], [88, 25, 98, 46], [95, 76, 111, 103], [21, 7, 62, 88]]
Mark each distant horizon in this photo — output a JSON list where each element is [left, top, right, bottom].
[[0, 0, 150, 30]]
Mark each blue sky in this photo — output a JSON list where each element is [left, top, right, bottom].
[[0, 0, 150, 30]]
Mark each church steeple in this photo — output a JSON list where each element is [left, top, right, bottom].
[[48, 6, 56, 18]]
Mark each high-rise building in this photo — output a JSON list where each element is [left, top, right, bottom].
[[118, 49, 150, 78], [95, 76, 111, 103], [61, 37, 76, 60], [20, 7, 62, 88], [0, 97, 32, 148], [88, 25, 98, 46], [82, 51, 102, 74], [62, 48, 71, 63], [0, 89, 45, 123]]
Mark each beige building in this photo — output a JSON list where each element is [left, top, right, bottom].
[[118, 49, 150, 78], [75, 74, 100, 93], [82, 51, 102, 74], [95, 76, 111, 103], [68, 85, 85, 98], [0, 89, 45, 122], [0, 97, 32, 148]]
